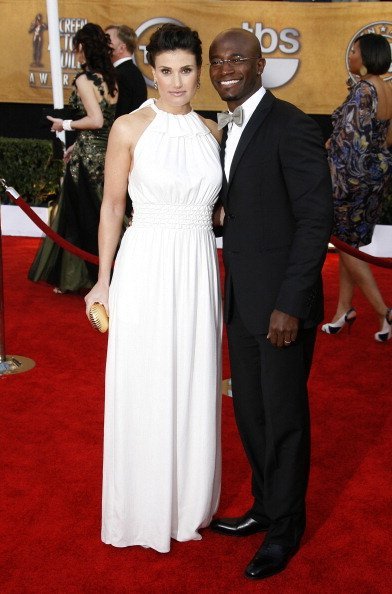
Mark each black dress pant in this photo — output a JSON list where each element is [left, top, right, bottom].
[[227, 300, 317, 547]]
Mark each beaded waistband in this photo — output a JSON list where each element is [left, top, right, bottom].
[[131, 203, 213, 229]]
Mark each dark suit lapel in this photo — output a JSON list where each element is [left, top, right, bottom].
[[220, 126, 229, 203], [228, 90, 275, 188]]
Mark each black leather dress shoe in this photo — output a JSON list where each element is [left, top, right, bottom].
[[245, 542, 299, 580], [210, 512, 269, 536]]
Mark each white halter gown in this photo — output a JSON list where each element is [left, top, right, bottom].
[[102, 99, 222, 553]]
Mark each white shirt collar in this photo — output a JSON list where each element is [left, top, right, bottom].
[[224, 86, 266, 180], [113, 57, 133, 67], [233, 86, 266, 127]]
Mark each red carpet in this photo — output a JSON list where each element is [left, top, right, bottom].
[[1, 237, 391, 593]]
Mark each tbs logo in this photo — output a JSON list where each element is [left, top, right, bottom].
[[243, 22, 300, 88]]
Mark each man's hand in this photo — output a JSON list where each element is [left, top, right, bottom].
[[267, 309, 299, 348], [213, 205, 225, 226]]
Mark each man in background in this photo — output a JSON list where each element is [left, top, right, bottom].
[[105, 24, 147, 119]]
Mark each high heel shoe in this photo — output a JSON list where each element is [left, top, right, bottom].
[[374, 308, 392, 342], [321, 308, 357, 335]]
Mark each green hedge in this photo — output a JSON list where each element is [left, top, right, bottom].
[[0, 135, 390, 222], [0, 137, 64, 205]]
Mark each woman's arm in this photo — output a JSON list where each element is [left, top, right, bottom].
[[329, 82, 375, 175], [63, 143, 75, 163], [47, 74, 104, 132], [386, 120, 392, 147], [84, 117, 132, 314], [84, 108, 154, 316]]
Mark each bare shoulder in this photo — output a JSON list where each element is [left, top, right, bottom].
[[385, 79, 392, 101], [74, 72, 101, 88], [74, 73, 89, 90], [110, 106, 156, 149], [197, 114, 222, 143], [116, 106, 150, 127], [74, 72, 87, 84], [381, 80, 392, 119]]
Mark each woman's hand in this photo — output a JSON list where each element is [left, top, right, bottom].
[[63, 144, 75, 164], [47, 115, 64, 132], [85, 281, 109, 318], [325, 138, 331, 150]]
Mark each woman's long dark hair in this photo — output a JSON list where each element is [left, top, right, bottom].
[[73, 23, 117, 97]]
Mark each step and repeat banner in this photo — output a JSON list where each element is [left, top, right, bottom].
[[0, 1, 391, 114]]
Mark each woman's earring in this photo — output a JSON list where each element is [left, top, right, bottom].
[[153, 80, 158, 90], [359, 65, 368, 77], [197, 79, 201, 90]]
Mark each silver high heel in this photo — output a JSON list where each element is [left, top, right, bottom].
[[374, 308, 392, 342], [321, 308, 357, 335]]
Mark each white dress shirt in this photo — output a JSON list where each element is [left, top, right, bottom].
[[224, 86, 266, 180]]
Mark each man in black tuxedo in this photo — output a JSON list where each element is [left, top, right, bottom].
[[209, 29, 333, 580], [105, 25, 147, 119]]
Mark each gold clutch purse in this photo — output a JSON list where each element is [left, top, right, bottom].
[[88, 302, 109, 333]]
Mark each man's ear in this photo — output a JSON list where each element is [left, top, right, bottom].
[[257, 58, 266, 76]]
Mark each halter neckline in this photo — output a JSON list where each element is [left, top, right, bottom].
[[149, 99, 193, 117]]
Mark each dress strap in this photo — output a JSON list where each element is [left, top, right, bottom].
[[134, 98, 158, 114], [73, 70, 106, 98], [148, 99, 159, 113]]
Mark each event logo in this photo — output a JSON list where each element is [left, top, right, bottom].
[[28, 13, 48, 68], [242, 22, 300, 88], [134, 17, 185, 88], [346, 22, 392, 83], [29, 14, 87, 89], [27, 13, 301, 91]]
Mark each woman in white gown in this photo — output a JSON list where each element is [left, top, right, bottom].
[[85, 24, 222, 553]]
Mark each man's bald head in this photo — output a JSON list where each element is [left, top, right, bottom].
[[209, 28, 262, 60], [209, 28, 265, 109]]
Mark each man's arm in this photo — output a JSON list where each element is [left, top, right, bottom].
[[273, 112, 333, 323], [116, 64, 147, 118]]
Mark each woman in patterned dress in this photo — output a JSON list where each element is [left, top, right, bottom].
[[323, 33, 392, 341], [28, 24, 118, 293]]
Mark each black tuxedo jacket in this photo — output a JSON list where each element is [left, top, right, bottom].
[[221, 90, 333, 334], [115, 60, 147, 118]]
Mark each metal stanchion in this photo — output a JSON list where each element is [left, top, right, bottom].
[[0, 179, 35, 375]]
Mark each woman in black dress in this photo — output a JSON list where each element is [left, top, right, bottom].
[[29, 23, 118, 293]]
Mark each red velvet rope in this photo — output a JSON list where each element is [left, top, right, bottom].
[[4, 188, 99, 265], [3, 188, 392, 270], [330, 235, 392, 269]]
